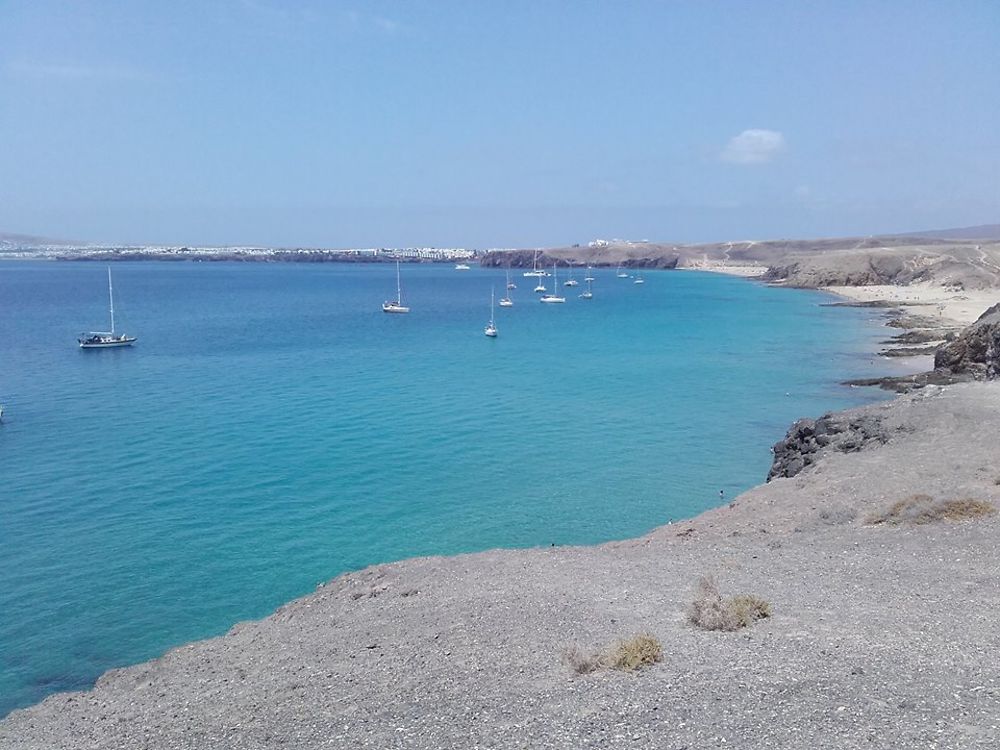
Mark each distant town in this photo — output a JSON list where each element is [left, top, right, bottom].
[[0, 240, 493, 263]]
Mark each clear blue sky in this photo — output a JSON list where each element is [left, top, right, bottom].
[[1, 1, 998, 247]]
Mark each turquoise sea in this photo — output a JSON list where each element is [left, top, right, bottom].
[[0, 261, 909, 716]]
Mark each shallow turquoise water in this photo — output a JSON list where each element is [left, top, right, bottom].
[[0, 261, 904, 715]]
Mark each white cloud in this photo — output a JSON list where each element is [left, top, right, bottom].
[[720, 129, 786, 165]]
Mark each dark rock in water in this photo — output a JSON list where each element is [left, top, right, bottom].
[[882, 329, 955, 345], [769, 413, 891, 480], [879, 345, 941, 358], [933, 303, 1000, 379]]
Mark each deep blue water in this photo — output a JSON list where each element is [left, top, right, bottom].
[[0, 261, 909, 716]]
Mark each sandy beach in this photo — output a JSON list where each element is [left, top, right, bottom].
[[822, 282, 1000, 327]]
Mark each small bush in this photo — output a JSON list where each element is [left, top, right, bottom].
[[867, 495, 997, 525], [562, 634, 663, 675], [601, 633, 663, 671], [689, 576, 772, 632]]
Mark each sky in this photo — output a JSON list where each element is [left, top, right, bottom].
[[1, 0, 998, 248]]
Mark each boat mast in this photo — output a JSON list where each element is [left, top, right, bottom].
[[107, 266, 115, 334], [396, 260, 402, 305], [490, 286, 495, 324]]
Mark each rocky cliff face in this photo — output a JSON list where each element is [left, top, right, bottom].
[[933, 303, 1000, 379], [768, 412, 892, 480]]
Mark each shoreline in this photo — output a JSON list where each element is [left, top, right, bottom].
[[4, 380, 999, 748], [3, 266, 1000, 747]]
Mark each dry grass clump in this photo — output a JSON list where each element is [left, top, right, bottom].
[[562, 633, 663, 675], [867, 494, 997, 525], [601, 633, 663, 671], [689, 576, 772, 632]]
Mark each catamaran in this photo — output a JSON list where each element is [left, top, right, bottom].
[[579, 277, 594, 299], [540, 265, 566, 303], [563, 265, 579, 287], [78, 266, 137, 348], [485, 288, 498, 337], [382, 261, 410, 313]]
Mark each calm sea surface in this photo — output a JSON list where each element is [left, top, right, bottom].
[[1, 261, 910, 715]]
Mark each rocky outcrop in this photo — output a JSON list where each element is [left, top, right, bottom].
[[933, 303, 1000, 379], [768, 413, 892, 480]]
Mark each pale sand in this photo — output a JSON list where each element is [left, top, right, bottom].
[[679, 260, 768, 277], [822, 282, 1000, 326]]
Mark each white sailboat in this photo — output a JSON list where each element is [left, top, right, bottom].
[[563, 265, 578, 287], [523, 250, 546, 277], [633, 275, 645, 285], [584, 266, 595, 282], [499, 269, 514, 306], [506, 265, 516, 290], [454, 263, 471, 271], [540, 265, 566, 303], [484, 287, 498, 337], [382, 260, 410, 313], [616, 264, 629, 278], [78, 266, 137, 348], [579, 277, 593, 299]]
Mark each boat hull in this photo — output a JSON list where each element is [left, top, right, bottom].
[[382, 305, 410, 314], [79, 337, 137, 349]]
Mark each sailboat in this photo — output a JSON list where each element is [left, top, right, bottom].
[[563, 264, 578, 287], [539, 265, 566, 303], [616, 264, 629, 278], [633, 275, 645, 285], [579, 277, 594, 299], [484, 288, 498, 337], [78, 266, 137, 348], [584, 266, 595, 282], [523, 250, 546, 277], [499, 269, 514, 306], [382, 260, 410, 313], [506, 265, 516, 290]]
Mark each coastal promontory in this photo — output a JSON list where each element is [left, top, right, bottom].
[[3, 376, 999, 748]]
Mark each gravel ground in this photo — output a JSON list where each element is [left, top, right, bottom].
[[3, 383, 1000, 749]]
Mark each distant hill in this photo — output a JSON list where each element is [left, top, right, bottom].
[[0, 231, 79, 250], [905, 224, 1000, 241]]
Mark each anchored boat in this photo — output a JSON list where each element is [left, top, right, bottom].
[[78, 267, 137, 349]]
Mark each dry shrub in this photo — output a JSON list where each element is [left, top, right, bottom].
[[867, 494, 997, 526], [601, 633, 663, 671], [562, 633, 663, 675], [689, 576, 772, 632]]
